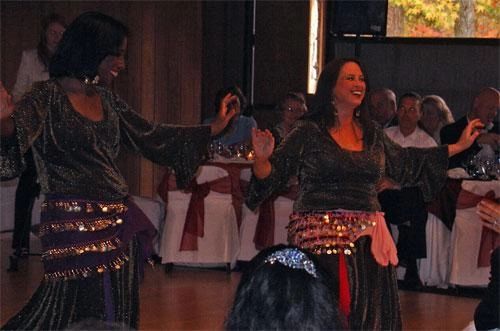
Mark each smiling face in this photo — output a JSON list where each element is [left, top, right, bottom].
[[97, 38, 127, 87], [332, 61, 366, 109]]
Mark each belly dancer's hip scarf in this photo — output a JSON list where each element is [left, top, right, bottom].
[[288, 210, 380, 255], [38, 195, 156, 281]]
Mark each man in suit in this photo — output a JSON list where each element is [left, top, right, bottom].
[[441, 87, 499, 169]]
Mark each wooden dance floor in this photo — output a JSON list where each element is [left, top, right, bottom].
[[0, 234, 479, 330]]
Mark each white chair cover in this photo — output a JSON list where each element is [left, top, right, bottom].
[[0, 178, 18, 232], [238, 167, 292, 261], [159, 165, 241, 267], [390, 213, 452, 287], [238, 197, 293, 261], [418, 212, 452, 288], [449, 180, 500, 286]]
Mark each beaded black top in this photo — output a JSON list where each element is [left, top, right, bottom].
[[246, 119, 449, 212], [1, 79, 211, 199]]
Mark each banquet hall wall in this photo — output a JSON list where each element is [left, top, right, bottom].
[[1, 1, 498, 199]]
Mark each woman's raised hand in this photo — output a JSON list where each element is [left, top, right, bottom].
[[251, 128, 275, 161], [448, 118, 483, 157], [458, 118, 483, 148], [477, 199, 500, 234], [210, 93, 238, 136], [0, 81, 15, 121]]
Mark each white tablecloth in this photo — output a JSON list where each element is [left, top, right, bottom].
[[449, 179, 499, 286], [418, 212, 452, 288]]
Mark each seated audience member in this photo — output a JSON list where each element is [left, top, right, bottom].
[[367, 87, 398, 128], [441, 87, 499, 169], [272, 91, 308, 146], [225, 245, 344, 331], [204, 85, 257, 147], [420, 95, 455, 145], [379, 92, 437, 289], [384, 92, 437, 149], [463, 199, 500, 331]]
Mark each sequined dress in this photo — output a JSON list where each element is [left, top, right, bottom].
[[246, 119, 449, 330], [0, 79, 211, 330]]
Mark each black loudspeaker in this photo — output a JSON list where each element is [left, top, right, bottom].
[[329, 0, 388, 36]]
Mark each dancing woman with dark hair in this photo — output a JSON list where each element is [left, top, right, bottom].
[[247, 58, 482, 329], [225, 244, 344, 330], [0, 11, 236, 330]]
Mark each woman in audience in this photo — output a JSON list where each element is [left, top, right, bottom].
[[0, 11, 236, 330], [247, 57, 482, 329], [204, 85, 257, 148], [225, 245, 344, 330], [420, 94, 454, 144], [272, 91, 308, 146], [9, 13, 66, 267]]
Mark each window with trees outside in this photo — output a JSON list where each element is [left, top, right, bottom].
[[387, 0, 499, 38], [308, 0, 498, 93]]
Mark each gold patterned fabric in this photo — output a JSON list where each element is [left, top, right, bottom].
[[287, 210, 378, 255], [1, 79, 211, 197]]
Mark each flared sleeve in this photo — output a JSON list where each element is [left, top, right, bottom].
[[245, 120, 307, 210], [382, 131, 449, 202], [1, 82, 48, 180], [106, 91, 211, 189]]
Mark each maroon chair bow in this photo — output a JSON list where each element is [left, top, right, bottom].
[[253, 185, 298, 250], [157, 163, 251, 251], [456, 188, 498, 267]]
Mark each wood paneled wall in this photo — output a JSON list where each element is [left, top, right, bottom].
[[254, 1, 309, 105], [2, 1, 498, 198], [0, 1, 202, 198]]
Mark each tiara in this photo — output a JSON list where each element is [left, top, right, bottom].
[[264, 248, 318, 278]]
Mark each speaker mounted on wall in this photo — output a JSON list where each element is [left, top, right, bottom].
[[329, 0, 388, 37]]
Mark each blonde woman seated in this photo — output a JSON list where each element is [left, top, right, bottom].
[[420, 95, 454, 145]]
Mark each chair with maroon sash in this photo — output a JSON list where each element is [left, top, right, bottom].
[[449, 179, 500, 286], [158, 163, 246, 271], [238, 173, 298, 262]]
